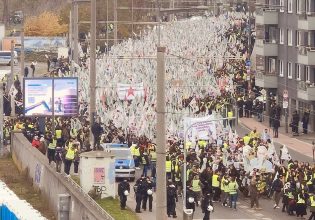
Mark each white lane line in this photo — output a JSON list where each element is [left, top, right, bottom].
[[261, 218, 273, 220], [254, 213, 264, 217], [246, 209, 255, 213]]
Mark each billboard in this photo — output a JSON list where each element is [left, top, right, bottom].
[[23, 77, 78, 116]]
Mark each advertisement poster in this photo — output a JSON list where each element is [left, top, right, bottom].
[[94, 168, 105, 184], [53, 78, 78, 116], [24, 79, 53, 116], [24, 78, 78, 116]]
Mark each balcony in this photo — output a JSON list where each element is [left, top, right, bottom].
[[298, 12, 315, 30], [297, 81, 315, 101], [256, 8, 278, 25], [255, 71, 278, 88], [255, 39, 278, 56], [297, 46, 315, 65]]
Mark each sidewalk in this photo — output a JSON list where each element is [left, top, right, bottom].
[[239, 117, 315, 159], [125, 187, 183, 220]]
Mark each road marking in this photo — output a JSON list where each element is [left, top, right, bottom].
[[246, 209, 255, 213], [254, 213, 264, 217], [261, 218, 273, 220], [239, 205, 247, 209]]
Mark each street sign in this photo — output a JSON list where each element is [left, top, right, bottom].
[[283, 89, 288, 98], [283, 100, 288, 109]]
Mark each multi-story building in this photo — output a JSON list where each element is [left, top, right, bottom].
[[254, 0, 315, 132]]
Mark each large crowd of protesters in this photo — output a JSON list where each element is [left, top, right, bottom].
[[1, 8, 315, 220]]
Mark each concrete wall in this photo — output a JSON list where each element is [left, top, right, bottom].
[[11, 132, 113, 220]]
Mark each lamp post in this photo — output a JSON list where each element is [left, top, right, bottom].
[[312, 140, 315, 162]]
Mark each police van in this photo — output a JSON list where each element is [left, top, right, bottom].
[[0, 51, 18, 66], [101, 143, 136, 181]]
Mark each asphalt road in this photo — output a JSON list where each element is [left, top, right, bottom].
[[0, 62, 48, 77], [121, 123, 314, 220]]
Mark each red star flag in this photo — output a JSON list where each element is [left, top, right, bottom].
[[116, 82, 145, 100]]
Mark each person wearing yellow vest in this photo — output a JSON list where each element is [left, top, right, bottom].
[[149, 148, 157, 177], [55, 126, 63, 146], [221, 174, 229, 206], [133, 144, 141, 169], [192, 175, 202, 205], [309, 194, 315, 219], [243, 134, 251, 145], [64, 143, 77, 176], [141, 151, 150, 177], [47, 134, 57, 164], [212, 171, 221, 202], [228, 110, 234, 128], [166, 156, 172, 180], [296, 193, 307, 218], [228, 176, 239, 210]]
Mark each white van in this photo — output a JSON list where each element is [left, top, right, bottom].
[[0, 51, 18, 66]]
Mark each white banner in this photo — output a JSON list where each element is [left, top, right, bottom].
[[116, 82, 145, 100], [184, 115, 217, 141]]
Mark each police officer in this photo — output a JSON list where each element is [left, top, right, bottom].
[[201, 193, 213, 220], [167, 180, 178, 218], [118, 179, 130, 210], [186, 186, 196, 214], [309, 193, 315, 220], [134, 177, 144, 213], [142, 177, 154, 212]]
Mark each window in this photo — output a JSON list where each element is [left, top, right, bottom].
[[297, 0, 301, 14], [268, 58, 276, 73], [296, 31, 301, 46], [288, 62, 292, 79], [296, 64, 301, 80], [288, 0, 293, 13], [279, 60, 284, 77], [306, 66, 310, 82], [280, 28, 284, 44], [280, 0, 284, 12], [288, 29, 293, 46]]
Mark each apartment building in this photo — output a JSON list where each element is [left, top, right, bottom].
[[254, 0, 315, 131]]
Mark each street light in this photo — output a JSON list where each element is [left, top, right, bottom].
[[312, 140, 315, 162]]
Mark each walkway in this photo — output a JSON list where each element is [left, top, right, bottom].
[[239, 117, 315, 159]]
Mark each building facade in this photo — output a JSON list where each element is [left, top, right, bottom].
[[254, 0, 315, 132]]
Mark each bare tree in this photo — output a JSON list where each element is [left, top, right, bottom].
[[2, 0, 9, 25]]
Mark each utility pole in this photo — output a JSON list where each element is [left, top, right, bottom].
[[113, 0, 118, 45], [0, 82, 3, 152], [73, 1, 79, 64], [156, 46, 167, 220], [90, 0, 97, 144], [20, 6, 25, 88], [6, 40, 15, 95]]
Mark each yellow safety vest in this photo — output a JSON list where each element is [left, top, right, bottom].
[[228, 111, 233, 119], [142, 156, 147, 165], [228, 182, 238, 194], [130, 145, 136, 156], [310, 196, 315, 207], [212, 174, 220, 187], [192, 179, 201, 192], [134, 148, 140, 156], [297, 198, 305, 204], [151, 151, 157, 162], [166, 161, 172, 172], [48, 139, 57, 149], [185, 141, 192, 149], [221, 178, 229, 192], [56, 130, 62, 139], [243, 136, 250, 145], [66, 148, 75, 160]]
